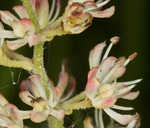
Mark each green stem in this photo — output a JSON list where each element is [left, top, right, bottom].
[[33, 43, 51, 97]]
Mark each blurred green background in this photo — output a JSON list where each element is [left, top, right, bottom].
[[0, 0, 149, 127]]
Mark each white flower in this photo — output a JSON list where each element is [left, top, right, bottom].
[[0, 0, 61, 50], [62, 0, 115, 33], [85, 36, 141, 126], [19, 63, 76, 122]]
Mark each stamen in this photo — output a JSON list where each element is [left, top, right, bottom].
[[96, 0, 111, 8], [102, 36, 119, 60], [124, 52, 138, 66], [48, 0, 56, 20], [102, 43, 113, 60], [49, 0, 61, 24]]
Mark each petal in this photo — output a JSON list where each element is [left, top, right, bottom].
[[0, 115, 14, 127], [0, 94, 8, 106], [27, 34, 39, 47], [85, 67, 100, 96], [89, 42, 106, 69], [121, 91, 140, 100], [29, 74, 47, 99], [0, 30, 17, 38], [19, 91, 33, 106], [91, 6, 115, 18], [92, 97, 116, 109], [116, 85, 136, 97], [6, 39, 27, 50], [101, 57, 126, 84], [13, 6, 29, 19], [60, 76, 76, 102], [49, 109, 65, 121], [104, 108, 135, 125], [30, 111, 48, 123], [20, 18, 35, 33], [96, 56, 117, 81], [36, 0, 49, 28], [0, 11, 19, 26], [55, 71, 69, 99]]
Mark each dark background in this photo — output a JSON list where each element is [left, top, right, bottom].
[[0, 0, 149, 127]]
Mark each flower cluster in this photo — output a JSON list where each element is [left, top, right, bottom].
[[19, 63, 75, 123], [85, 36, 141, 127], [63, 0, 115, 33], [0, 0, 115, 50], [0, 0, 60, 50]]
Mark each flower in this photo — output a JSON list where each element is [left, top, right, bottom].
[[62, 0, 115, 33], [0, 94, 30, 128], [0, 0, 61, 50], [19, 62, 76, 123], [85, 36, 141, 126]]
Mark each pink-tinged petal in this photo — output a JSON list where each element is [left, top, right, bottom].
[[55, 71, 69, 99], [121, 91, 140, 100], [104, 108, 135, 125], [85, 67, 100, 96], [30, 111, 48, 123], [0, 94, 8, 105], [29, 74, 47, 99], [96, 56, 117, 81], [12, 22, 26, 37], [49, 109, 65, 120], [126, 114, 140, 128], [116, 85, 136, 97], [19, 91, 33, 106], [20, 18, 35, 33], [27, 34, 39, 47], [101, 57, 126, 84], [111, 105, 134, 111], [89, 42, 106, 69], [0, 115, 14, 127], [6, 39, 27, 50], [93, 97, 116, 109], [30, 0, 36, 10], [36, 0, 49, 28], [5, 104, 20, 121], [104, 66, 126, 83], [13, 6, 29, 19], [91, 6, 115, 18], [60, 76, 76, 102], [0, 11, 19, 26], [0, 30, 17, 38]]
